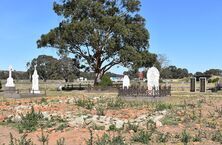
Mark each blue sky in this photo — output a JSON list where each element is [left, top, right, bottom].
[[0, 0, 222, 74]]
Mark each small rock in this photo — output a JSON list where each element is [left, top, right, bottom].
[[115, 120, 124, 129], [156, 120, 163, 128]]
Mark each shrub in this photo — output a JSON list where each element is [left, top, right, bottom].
[[18, 106, 44, 132], [95, 133, 126, 145], [211, 130, 222, 143], [57, 137, 65, 145], [107, 97, 125, 109], [96, 105, 105, 116], [37, 130, 49, 145], [9, 133, 34, 145], [126, 122, 139, 132], [131, 130, 152, 144], [75, 98, 94, 110], [157, 132, 170, 143], [181, 130, 190, 145], [155, 103, 172, 111], [99, 74, 112, 88], [161, 114, 179, 126]]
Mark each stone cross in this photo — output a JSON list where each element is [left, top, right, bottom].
[[8, 65, 13, 78]]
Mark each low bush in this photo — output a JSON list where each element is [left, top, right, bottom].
[[18, 106, 44, 133], [75, 98, 94, 110], [181, 130, 191, 145], [131, 130, 152, 144]]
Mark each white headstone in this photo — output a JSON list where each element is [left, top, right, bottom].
[[5, 65, 15, 87], [123, 75, 130, 89], [147, 67, 160, 90], [31, 65, 40, 94]]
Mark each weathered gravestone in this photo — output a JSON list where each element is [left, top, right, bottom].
[[147, 67, 160, 90], [122, 75, 130, 89], [190, 77, 196, 92], [200, 77, 206, 92], [31, 65, 40, 94]]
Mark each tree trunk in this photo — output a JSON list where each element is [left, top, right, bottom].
[[94, 71, 104, 86]]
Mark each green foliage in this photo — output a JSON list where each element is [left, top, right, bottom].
[[131, 130, 152, 144], [155, 103, 172, 111], [37, 0, 155, 85], [126, 122, 139, 132], [56, 123, 68, 131], [95, 133, 126, 145], [8, 133, 34, 145], [18, 106, 43, 133], [75, 98, 94, 110], [157, 132, 170, 143], [37, 130, 49, 145], [211, 130, 222, 143], [208, 77, 220, 83], [181, 130, 191, 145], [0, 81, 2, 90], [91, 124, 105, 131], [56, 137, 65, 145], [96, 105, 105, 116], [108, 124, 118, 131], [161, 65, 189, 79], [98, 74, 112, 88], [161, 115, 179, 125], [107, 97, 125, 109]]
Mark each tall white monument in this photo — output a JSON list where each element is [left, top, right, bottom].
[[147, 67, 160, 90], [31, 65, 40, 94], [123, 75, 130, 89], [5, 65, 15, 87]]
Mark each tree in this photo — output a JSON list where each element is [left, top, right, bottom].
[[161, 66, 189, 79], [37, 0, 154, 85], [157, 54, 169, 69], [27, 55, 61, 81], [59, 55, 80, 82], [204, 69, 222, 76]]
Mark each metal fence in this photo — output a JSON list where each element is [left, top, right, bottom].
[[118, 86, 171, 97]]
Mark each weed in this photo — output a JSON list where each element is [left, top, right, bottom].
[[161, 114, 179, 125], [155, 103, 172, 111], [37, 129, 49, 145], [56, 137, 65, 145], [56, 123, 68, 131], [157, 132, 170, 143], [96, 105, 105, 116], [18, 106, 44, 132], [95, 133, 127, 145], [211, 130, 222, 143], [126, 122, 139, 132], [76, 98, 94, 110], [206, 120, 217, 129], [131, 130, 152, 144], [107, 97, 125, 109], [8, 133, 34, 145], [181, 130, 190, 145]]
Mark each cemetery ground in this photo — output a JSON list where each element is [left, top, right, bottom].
[[0, 82, 222, 144]]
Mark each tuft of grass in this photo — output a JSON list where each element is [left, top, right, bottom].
[[155, 102, 172, 111], [211, 130, 222, 144], [161, 114, 179, 126], [75, 98, 94, 110], [95, 133, 127, 145], [131, 130, 152, 144], [181, 130, 191, 145]]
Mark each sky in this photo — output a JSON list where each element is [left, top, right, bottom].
[[0, 0, 222, 74]]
